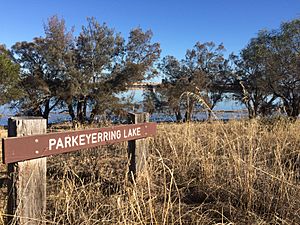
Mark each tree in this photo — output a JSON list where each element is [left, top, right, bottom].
[[266, 19, 300, 118], [64, 19, 161, 123], [159, 55, 186, 121], [159, 42, 230, 121], [12, 16, 74, 122], [65, 17, 124, 123], [184, 42, 230, 119], [12, 16, 161, 124], [234, 19, 300, 119], [0, 45, 21, 104], [142, 90, 163, 114], [231, 32, 277, 118]]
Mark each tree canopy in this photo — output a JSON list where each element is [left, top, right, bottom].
[[0, 45, 21, 105], [158, 42, 231, 121], [10, 16, 161, 123], [231, 19, 300, 119], [1, 16, 300, 123]]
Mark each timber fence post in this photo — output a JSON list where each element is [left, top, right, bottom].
[[128, 113, 150, 179], [6, 117, 47, 225]]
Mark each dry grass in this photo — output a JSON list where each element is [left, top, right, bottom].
[[0, 119, 299, 224], [0, 128, 7, 225]]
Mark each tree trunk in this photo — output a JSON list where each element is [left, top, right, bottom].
[[68, 103, 76, 121], [253, 101, 259, 118], [245, 100, 255, 119], [89, 105, 99, 124], [76, 96, 88, 124], [283, 100, 293, 118], [77, 99, 84, 124], [83, 98, 87, 122], [42, 99, 50, 125], [290, 100, 300, 119], [175, 111, 182, 122], [291, 109, 299, 119], [207, 110, 212, 121]]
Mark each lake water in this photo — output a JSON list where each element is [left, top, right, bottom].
[[0, 110, 248, 126], [0, 92, 246, 126]]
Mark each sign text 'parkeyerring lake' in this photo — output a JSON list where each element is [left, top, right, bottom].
[[2, 122, 156, 164]]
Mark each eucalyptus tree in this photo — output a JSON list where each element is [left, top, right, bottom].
[[183, 42, 230, 119], [266, 19, 300, 118], [0, 44, 21, 105], [231, 32, 277, 118], [159, 42, 230, 121], [158, 55, 186, 121], [234, 19, 300, 119], [68, 18, 161, 123], [12, 16, 74, 121], [66, 17, 124, 122], [11, 16, 161, 124]]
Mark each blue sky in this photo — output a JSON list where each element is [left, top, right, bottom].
[[0, 0, 299, 116], [1, 0, 299, 60]]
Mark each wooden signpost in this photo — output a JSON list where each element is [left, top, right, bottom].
[[2, 113, 156, 225]]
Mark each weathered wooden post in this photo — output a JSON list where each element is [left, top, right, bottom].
[[128, 113, 150, 178], [6, 117, 47, 225], [2, 115, 156, 223]]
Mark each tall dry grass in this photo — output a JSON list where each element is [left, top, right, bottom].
[[0, 119, 299, 224]]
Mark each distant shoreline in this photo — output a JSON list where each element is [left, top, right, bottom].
[[0, 110, 249, 127]]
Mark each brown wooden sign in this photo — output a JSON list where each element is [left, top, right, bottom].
[[2, 122, 156, 164]]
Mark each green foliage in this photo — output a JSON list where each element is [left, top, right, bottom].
[[159, 42, 231, 121], [12, 16, 74, 119], [266, 19, 300, 118], [0, 45, 21, 104], [230, 33, 277, 118], [68, 19, 161, 123], [3, 15, 299, 122], [232, 18, 300, 118], [10, 16, 161, 124]]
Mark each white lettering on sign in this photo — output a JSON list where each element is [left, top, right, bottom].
[[91, 133, 97, 144], [48, 127, 142, 151], [72, 135, 78, 146], [49, 139, 56, 150], [79, 134, 85, 146], [65, 136, 71, 148], [124, 127, 141, 138], [86, 134, 91, 144], [56, 138, 64, 149]]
